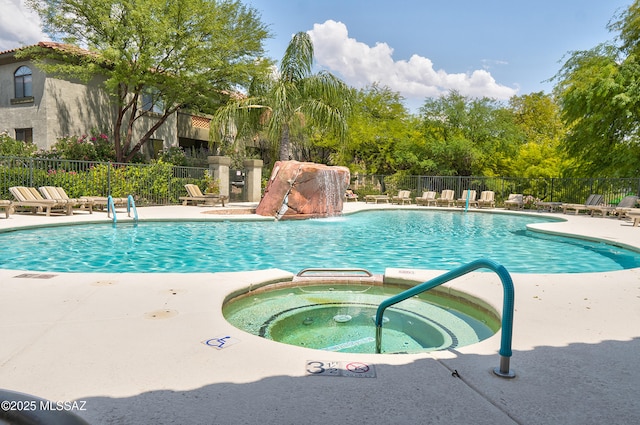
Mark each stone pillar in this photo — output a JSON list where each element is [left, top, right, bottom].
[[243, 159, 263, 202], [208, 156, 231, 199]]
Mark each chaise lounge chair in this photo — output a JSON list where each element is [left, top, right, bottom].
[[504, 194, 524, 210], [456, 189, 477, 208], [39, 186, 94, 213], [477, 191, 495, 209], [0, 200, 12, 218], [587, 195, 638, 218], [180, 184, 227, 206], [561, 194, 604, 215], [344, 189, 359, 202], [392, 190, 412, 205], [415, 191, 437, 206], [364, 194, 390, 204], [614, 195, 640, 219], [435, 189, 456, 207], [624, 208, 640, 226], [9, 186, 72, 216], [80, 195, 128, 211]]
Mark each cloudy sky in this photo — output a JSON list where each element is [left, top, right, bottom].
[[1, 0, 631, 110]]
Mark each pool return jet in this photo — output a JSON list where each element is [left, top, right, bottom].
[[374, 258, 516, 378]]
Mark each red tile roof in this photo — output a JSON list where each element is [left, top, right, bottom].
[[0, 41, 98, 58]]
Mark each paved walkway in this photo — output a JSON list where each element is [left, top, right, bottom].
[[0, 203, 639, 424]]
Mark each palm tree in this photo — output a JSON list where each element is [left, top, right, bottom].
[[212, 32, 351, 161]]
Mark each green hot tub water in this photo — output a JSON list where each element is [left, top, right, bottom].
[[223, 283, 501, 354]]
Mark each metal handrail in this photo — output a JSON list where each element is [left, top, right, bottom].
[[107, 195, 116, 224], [374, 258, 516, 378], [127, 195, 138, 222]]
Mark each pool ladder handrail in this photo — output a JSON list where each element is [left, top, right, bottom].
[[107, 195, 117, 224], [374, 258, 516, 378], [127, 195, 138, 222], [107, 195, 138, 224]]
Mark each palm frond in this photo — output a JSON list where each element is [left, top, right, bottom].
[[210, 96, 270, 145], [280, 32, 313, 83]]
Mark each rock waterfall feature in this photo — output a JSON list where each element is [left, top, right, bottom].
[[255, 161, 350, 219]]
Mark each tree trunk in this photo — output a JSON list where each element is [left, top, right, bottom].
[[279, 124, 290, 161]]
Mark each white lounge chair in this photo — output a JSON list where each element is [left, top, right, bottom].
[[9, 186, 72, 216], [477, 191, 495, 208], [180, 184, 227, 206], [392, 190, 412, 205], [0, 199, 12, 218], [435, 190, 455, 207], [504, 194, 524, 210], [561, 194, 603, 215], [415, 191, 437, 206], [456, 189, 477, 208], [364, 194, 390, 204], [39, 186, 93, 213], [344, 189, 359, 202]]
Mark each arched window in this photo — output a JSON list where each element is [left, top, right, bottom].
[[14, 66, 33, 98]]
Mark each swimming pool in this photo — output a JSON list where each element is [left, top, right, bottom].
[[2, 210, 640, 273]]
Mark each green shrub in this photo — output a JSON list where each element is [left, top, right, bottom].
[[0, 133, 37, 157]]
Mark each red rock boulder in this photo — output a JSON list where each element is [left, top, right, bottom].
[[256, 161, 350, 219]]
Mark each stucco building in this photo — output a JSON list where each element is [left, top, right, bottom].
[[0, 42, 211, 159]]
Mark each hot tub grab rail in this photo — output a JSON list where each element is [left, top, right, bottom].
[[296, 268, 373, 277], [374, 258, 516, 378]]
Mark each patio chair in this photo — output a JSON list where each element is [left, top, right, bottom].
[[625, 208, 640, 226], [344, 189, 359, 202], [435, 190, 456, 207], [9, 186, 72, 216], [392, 190, 412, 205], [415, 191, 437, 206], [0, 200, 12, 218], [613, 195, 639, 219], [79, 195, 129, 211], [180, 184, 227, 206], [561, 194, 604, 215], [364, 194, 390, 204], [456, 189, 477, 208], [587, 195, 638, 218], [39, 186, 94, 213], [504, 194, 524, 210], [477, 191, 495, 209]]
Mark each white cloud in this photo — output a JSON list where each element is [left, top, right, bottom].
[[0, 0, 49, 51], [308, 20, 518, 102]]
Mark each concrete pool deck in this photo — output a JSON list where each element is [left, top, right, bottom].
[[0, 202, 639, 424]]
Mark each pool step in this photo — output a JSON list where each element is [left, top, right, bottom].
[[293, 268, 383, 284]]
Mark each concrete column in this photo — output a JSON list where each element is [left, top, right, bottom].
[[243, 159, 263, 202], [208, 156, 231, 199]]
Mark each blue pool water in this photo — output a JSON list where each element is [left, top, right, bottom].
[[1, 210, 640, 273]]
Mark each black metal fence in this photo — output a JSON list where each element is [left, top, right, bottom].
[[2, 156, 639, 207], [351, 174, 640, 206], [0, 156, 207, 205]]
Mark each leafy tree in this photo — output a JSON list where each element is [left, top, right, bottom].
[[419, 91, 521, 176], [212, 31, 351, 162], [339, 84, 422, 174], [25, 0, 270, 162], [505, 92, 572, 177], [553, 1, 640, 176]]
